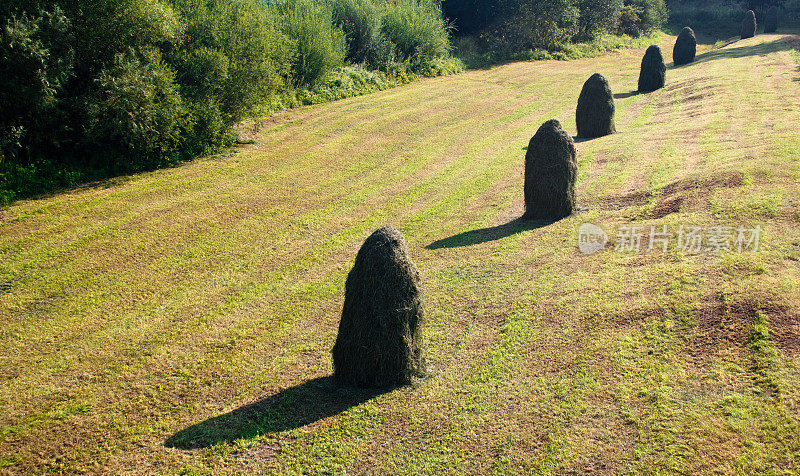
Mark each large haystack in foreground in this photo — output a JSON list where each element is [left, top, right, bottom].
[[673, 26, 697, 66], [638, 45, 666, 93], [741, 10, 757, 39], [523, 119, 577, 220], [332, 226, 426, 388], [764, 6, 778, 33], [576, 73, 616, 139]]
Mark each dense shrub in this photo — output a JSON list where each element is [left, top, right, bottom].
[[87, 50, 189, 170], [171, 0, 292, 140], [279, 0, 348, 86], [442, 0, 503, 35], [0, 0, 291, 201], [445, 0, 666, 57], [666, 1, 741, 34], [617, 4, 645, 35], [785, 0, 800, 17], [0, 7, 73, 164], [505, 0, 580, 50], [629, 0, 669, 32], [575, 0, 623, 41], [0, 0, 459, 201], [617, 0, 668, 36], [382, 0, 452, 63], [333, 0, 393, 68]]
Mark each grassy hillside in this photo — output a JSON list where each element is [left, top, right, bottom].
[[1, 31, 799, 474]]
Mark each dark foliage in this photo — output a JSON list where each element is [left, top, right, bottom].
[[332, 226, 427, 388], [576, 73, 616, 139], [442, 0, 502, 35], [523, 119, 577, 221], [381, 0, 453, 64], [333, 0, 393, 68], [445, 0, 666, 55], [763, 6, 778, 33], [617, 0, 668, 36], [638, 44, 666, 92], [672, 26, 697, 65], [741, 10, 757, 39], [0, 0, 456, 202], [575, 0, 623, 41]]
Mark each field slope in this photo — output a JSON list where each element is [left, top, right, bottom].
[[2, 33, 800, 474]]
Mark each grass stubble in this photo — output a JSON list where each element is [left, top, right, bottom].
[[1, 31, 799, 474]]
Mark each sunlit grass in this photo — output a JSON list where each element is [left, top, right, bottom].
[[1, 32, 799, 474]]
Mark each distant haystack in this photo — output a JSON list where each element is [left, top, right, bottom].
[[576, 73, 616, 139], [673, 27, 697, 66], [523, 119, 577, 221], [764, 6, 778, 33], [638, 45, 666, 93], [741, 10, 757, 39], [332, 226, 426, 388]]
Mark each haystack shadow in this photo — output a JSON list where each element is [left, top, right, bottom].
[[165, 376, 387, 450], [426, 217, 555, 249], [687, 38, 792, 66], [613, 91, 639, 99]]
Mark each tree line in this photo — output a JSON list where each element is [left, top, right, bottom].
[[442, 0, 668, 48]]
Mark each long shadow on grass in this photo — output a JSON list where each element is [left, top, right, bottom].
[[685, 38, 793, 66], [426, 217, 555, 249], [165, 376, 388, 450], [613, 91, 639, 99]]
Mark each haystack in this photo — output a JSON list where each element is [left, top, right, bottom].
[[673, 26, 697, 65], [741, 10, 757, 39], [332, 226, 426, 388], [523, 119, 577, 220], [576, 73, 616, 139], [638, 45, 666, 93]]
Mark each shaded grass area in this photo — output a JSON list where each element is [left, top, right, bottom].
[[165, 377, 387, 450], [426, 218, 555, 249], [1, 32, 800, 473]]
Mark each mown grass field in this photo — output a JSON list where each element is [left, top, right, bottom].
[[2, 31, 800, 474]]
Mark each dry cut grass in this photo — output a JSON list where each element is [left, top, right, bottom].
[[1, 31, 800, 474]]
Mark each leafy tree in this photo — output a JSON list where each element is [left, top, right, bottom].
[[280, 0, 348, 86], [382, 0, 453, 63], [497, 0, 580, 50], [0, 7, 73, 163], [575, 0, 623, 40]]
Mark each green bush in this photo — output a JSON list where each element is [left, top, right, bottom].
[[620, 0, 667, 35], [332, 0, 395, 68], [0, 0, 459, 202], [0, 7, 73, 163], [279, 0, 348, 86], [381, 0, 453, 63], [497, 0, 580, 50], [87, 49, 189, 170], [64, 0, 183, 77], [171, 0, 292, 140], [575, 0, 623, 40]]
